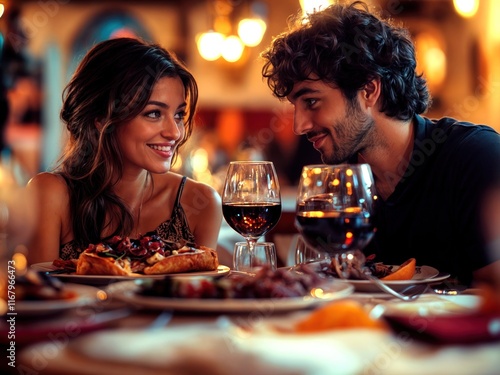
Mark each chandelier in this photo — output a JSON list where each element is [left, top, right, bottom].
[[196, 0, 267, 63]]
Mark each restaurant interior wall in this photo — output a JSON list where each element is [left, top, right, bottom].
[[1, 0, 499, 186]]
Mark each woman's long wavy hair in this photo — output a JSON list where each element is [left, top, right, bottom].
[[261, 0, 431, 120], [57, 37, 198, 247]]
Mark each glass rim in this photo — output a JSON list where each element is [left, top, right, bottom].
[[234, 241, 275, 246], [302, 163, 371, 169], [228, 160, 274, 165]]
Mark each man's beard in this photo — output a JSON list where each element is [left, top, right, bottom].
[[320, 99, 374, 164]]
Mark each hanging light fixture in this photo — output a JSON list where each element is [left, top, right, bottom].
[[197, 0, 267, 63]]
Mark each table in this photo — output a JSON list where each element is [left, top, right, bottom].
[[6, 282, 500, 375]]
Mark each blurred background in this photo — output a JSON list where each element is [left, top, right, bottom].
[[0, 0, 499, 192]]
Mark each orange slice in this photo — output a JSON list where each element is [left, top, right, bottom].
[[294, 300, 388, 333], [380, 258, 416, 281]]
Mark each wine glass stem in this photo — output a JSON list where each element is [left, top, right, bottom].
[[247, 238, 257, 268]]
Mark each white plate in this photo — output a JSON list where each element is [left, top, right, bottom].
[[343, 266, 449, 293], [380, 294, 482, 317], [105, 278, 354, 313], [30, 262, 231, 285], [10, 283, 100, 317]]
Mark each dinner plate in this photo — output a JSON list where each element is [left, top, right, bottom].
[[8, 283, 100, 317], [0, 308, 131, 345], [105, 278, 354, 313], [292, 261, 449, 293], [30, 262, 231, 286], [342, 267, 450, 293], [380, 294, 482, 317], [296, 261, 448, 293]]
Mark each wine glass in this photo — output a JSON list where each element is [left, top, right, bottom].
[[295, 164, 376, 278], [222, 161, 282, 268]]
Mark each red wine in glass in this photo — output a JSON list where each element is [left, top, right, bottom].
[[222, 202, 282, 239], [295, 205, 374, 255]]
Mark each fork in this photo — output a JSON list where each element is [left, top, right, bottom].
[[362, 273, 429, 301]]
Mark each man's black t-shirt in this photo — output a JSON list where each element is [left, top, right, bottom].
[[364, 115, 500, 285]]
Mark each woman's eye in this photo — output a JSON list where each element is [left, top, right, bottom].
[[174, 111, 186, 123], [145, 110, 161, 119]]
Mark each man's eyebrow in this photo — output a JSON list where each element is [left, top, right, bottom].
[[291, 87, 319, 101]]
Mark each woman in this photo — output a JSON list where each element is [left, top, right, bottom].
[[27, 37, 222, 264]]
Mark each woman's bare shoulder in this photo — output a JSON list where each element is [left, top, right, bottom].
[[155, 172, 217, 193], [27, 172, 68, 197], [184, 176, 221, 201]]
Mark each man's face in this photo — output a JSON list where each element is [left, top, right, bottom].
[[287, 79, 374, 164]]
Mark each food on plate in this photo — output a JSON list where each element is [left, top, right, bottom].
[[311, 255, 417, 281], [1, 270, 77, 304], [294, 300, 388, 333], [53, 234, 219, 276], [139, 265, 324, 299], [380, 258, 416, 281]]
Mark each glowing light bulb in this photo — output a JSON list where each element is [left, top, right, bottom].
[[238, 18, 266, 47], [453, 0, 479, 18], [221, 35, 245, 62], [197, 31, 225, 61]]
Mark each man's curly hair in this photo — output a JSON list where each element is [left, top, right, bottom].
[[261, 1, 431, 121]]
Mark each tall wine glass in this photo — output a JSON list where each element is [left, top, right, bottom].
[[295, 164, 376, 278], [222, 161, 282, 266]]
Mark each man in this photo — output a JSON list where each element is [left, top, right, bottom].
[[261, 0, 500, 287]]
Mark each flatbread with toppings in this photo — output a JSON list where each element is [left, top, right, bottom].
[[54, 234, 219, 276]]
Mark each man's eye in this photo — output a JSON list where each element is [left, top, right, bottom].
[[305, 98, 317, 107]]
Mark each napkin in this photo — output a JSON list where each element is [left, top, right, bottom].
[[385, 311, 500, 344]]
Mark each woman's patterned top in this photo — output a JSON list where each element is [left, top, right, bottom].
[[59, 176, 196, 260]]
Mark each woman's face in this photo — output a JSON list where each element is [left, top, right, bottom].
[[115, 76, 187, 175]]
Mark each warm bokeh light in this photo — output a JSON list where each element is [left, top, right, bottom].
[[415, 32, 447, 93], [300, 0, 334, 15], [191, 148, 209, 173], [453, 0, 480, 18], [0, 299, 5, 316], [221, 35, 245, 62], [311, 287, 326, 298], [346, 181, 352, 195], [197, 31, 225, 61], [0, 4, 4, 18], [12, 251, 27, 271], [97, 290, 108, 301], [238, 18, 267, 47]]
